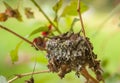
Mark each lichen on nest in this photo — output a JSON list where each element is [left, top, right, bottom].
[[46, 31, 103, 82]]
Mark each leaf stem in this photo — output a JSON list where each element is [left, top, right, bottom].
[[8, 70, 50, 83], [31, 0, 61, 34]]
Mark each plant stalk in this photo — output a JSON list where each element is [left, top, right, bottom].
[[0, 25, 33, 45], [31, 0, 61, 34], [8, 70, 50, 83]]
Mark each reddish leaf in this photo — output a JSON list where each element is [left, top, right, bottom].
[[3, 2, 22, 21], [5, 8, 16, 17]]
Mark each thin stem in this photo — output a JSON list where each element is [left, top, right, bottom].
[[77, 1, 96, 79], [77, 0, 86, 37], [8, 70, 50, 83], [77, 0, 93, 56], [0, 25, 48, 52], [31, 0, 61, 34], [0, 25, 33, 45], [31, 55, 37, 77], [55, 3, 59, 29]]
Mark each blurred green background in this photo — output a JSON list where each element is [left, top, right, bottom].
[[0, 0, 120, 83]]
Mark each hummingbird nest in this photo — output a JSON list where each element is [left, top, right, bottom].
[[46, 31, 103, 81]]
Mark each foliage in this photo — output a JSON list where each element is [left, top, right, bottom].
[[61, 0, 88, 16], [10, 41, 22, 64], [0, 0, 120, 83], [0, 0, 89, 65]]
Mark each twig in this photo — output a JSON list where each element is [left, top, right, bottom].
[[77, 0, 94, 58], [77, 0, 86, 37], [0, 25, 48, 52], [81, 68, 99, 83], [0, 25, 33, 45], [8, 70, 50, 83], [77, 1, 98, 82], [54, 2, 59, 29], [31, 55, 37, 77], [31, 0, 61, 34]]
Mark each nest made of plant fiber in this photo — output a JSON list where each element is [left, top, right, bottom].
[[46, 31, 103, 81]]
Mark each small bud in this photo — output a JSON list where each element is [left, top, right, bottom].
[[41, 32, 49, 36]]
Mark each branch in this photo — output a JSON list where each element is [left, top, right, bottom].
[[8, 70, 50, 83], [31, 0, 61, 34], [0, 25, 49, 52], [77, 0, 94, 58], [77, 0, 86, 37], [77, 2, 98, 82], [81, 68, 99, 83], [0, 25, 33, 45]]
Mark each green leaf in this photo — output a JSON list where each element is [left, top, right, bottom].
[[0, 76, 8, 83], [10, 41, 22, 64], [29, 26, 48, 36], [53, 0, 63, 12], [61, 0, 88, 16]]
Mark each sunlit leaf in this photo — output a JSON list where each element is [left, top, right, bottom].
[[53, 0, 63, 12], [0, 76, 8, 83], [61, 0, 88, 16], [10, 41, 22, 64], [24, 8, 34, 19], [29, 26, 48, 36], [0, 13, 8, 22]]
